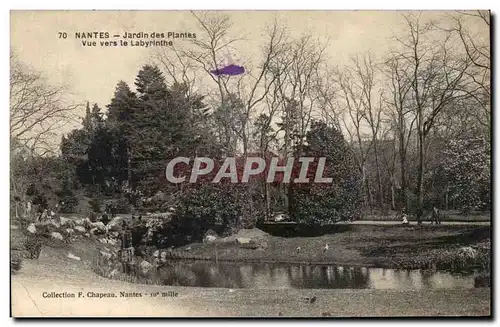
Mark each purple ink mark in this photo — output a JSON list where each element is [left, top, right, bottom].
[[210, 64, 245, 76]]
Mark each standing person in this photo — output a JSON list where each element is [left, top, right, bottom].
[[401, 212, 409, 225], [38, 209, 48, 223], [401, 207, 409, 225], [26, 200, 32, 219], [431, 206, 441, 225], [119, 220, 132, 274], [101, 211, 110, 226], [89, 211, 97, 223], [52, 203, 61, 224], [110, 204, 116, 219], [120, 221, 131, 249]]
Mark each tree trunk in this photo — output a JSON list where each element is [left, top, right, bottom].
[[416, 131, 425, 224], [127, 146, 133, 189], [373, 139, 384, 209], [391, 182, 396, 211], [362, 165, 372, 208], [399, 138, 408, 211], [264, 182, 271, 220]]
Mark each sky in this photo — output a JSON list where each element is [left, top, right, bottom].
[[10, 10, 489, 132]]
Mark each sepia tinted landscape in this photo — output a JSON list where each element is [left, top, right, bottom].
[[10, 10, 491, 317]]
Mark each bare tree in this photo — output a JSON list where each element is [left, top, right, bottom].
[[384, 52, 417, 210], [336, 66, 373, 207], [351, 53, 385, 210], [379, 122, 399, 210], [10, 53, 82, 218], [181, 12, 288, 156], [395, 13, 472, 223], [447, 11, 491, 140], [10, 53, 82, 155]]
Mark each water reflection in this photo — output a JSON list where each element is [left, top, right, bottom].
[[155, 261, 477, 290]]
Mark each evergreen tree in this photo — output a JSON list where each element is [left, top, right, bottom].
[[106, 81, 139, 187]]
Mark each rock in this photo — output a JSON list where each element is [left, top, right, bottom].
[[203, 235, 217, 243], [273, 213, 289, 222], [84, 233, 90, 238], [67, 253, 81, 261], [107, 238, 117, 246], [90, 227, 104, 235], [98, 237, 117, 246], [236, 237, 251, 244], [50, 232, 64, 241], [204, 229, 218, 243], [92, 221, 106, 231], [83, 218, 93, 229], [185, 246, 192, 252], [110, 231, 120, 238], [140, 260, 153, 274], [65, 228, 74, 236], [106, 216, 124, 232], [74, 226, 86, 233], [108, 269, 119, 278], [153, 250, 160, 258], [99, 250, 112, 260], [60, 217, 75, 228], [27, 223, 36, 234], [205, 229, 217, 236], [75, 219, 84, 226], [42, 220, 60, 229]]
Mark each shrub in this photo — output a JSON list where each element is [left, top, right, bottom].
[[291, 122, 363, 225], [106, 197, 131, 214], [88, 198, 102, 213], [164, 184, 247, 246]]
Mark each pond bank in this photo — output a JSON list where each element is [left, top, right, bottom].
[[12, 259, 490, 317], [11, 223, 491, 317], [171, 225, 490, 272]]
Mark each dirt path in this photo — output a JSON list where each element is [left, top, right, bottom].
[[343, 221, 490, 226]]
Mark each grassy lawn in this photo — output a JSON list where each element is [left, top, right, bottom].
[[361, 210, 491, 222], [176, 225, 490, 271]]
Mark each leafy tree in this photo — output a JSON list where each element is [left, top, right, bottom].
[[442, 136, 490, 212], [291, 121, 363, 225], [61, 103, 114, 191]]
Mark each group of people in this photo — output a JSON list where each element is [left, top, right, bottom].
[[400, 206, 442, 225], [89, 203, 118, 226]]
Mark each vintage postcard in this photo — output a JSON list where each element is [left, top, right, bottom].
[[10, 10, 491, 317]]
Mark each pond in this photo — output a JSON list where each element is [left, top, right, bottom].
[[153, 261, 481, 290]]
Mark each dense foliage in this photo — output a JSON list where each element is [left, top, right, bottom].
[[292, 122, 363, 224]]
